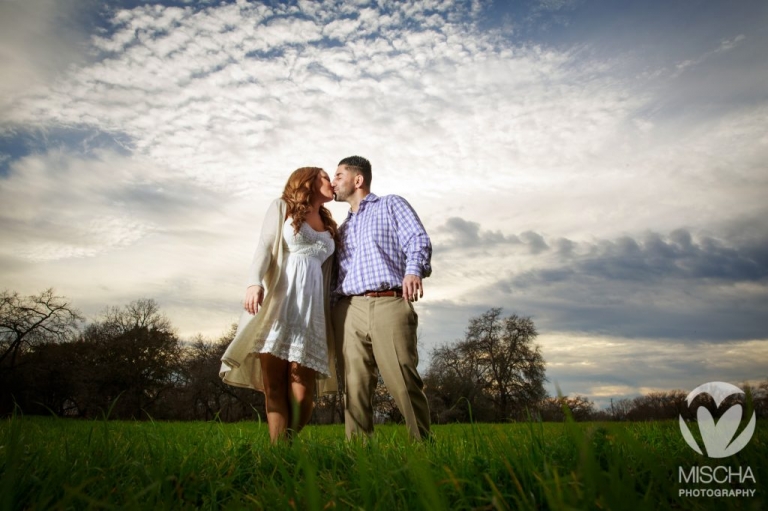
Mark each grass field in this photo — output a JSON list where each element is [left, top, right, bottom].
[[0, 414, 764, 510]]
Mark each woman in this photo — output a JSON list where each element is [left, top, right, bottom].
[[220, 167, 339, 443]]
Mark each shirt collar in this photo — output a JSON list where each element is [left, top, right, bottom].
[[347, 193, 379, 217]]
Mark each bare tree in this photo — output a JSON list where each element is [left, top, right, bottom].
[[627, 390, 689, 421], [15, 339, 89, 417], [607, 398, 634, 421], [425, 343, 494, 423], [463, 308, 546, 420], [538, 395, 596, 421], [98, 298, 173, 336], [178, 334, 230, 420], [754, 380, 768, 419], [372, 373, 403, 424], [1, 289, 83, 414], [77, 299, 182, 419], [314, 392, 344, 424], [171, 326, 266, 422], [0, 289, 83, 370], [425, 308, 547, 422]]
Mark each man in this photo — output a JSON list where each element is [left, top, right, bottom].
[[332, 155, 432, 441]]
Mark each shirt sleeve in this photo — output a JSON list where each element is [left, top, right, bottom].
[[388, 195, 433, 279], [246, 198, 282, 288]]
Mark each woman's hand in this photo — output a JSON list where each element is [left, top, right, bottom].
[[244, 285, 264, 315]]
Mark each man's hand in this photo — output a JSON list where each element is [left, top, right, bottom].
[[402, 274, 423, 302], [244, 285, 264, 314]]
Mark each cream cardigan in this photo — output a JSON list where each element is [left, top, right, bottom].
[[219, 198, 340, 395]]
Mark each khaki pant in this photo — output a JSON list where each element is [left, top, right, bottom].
[[333, 295, 430, 440]]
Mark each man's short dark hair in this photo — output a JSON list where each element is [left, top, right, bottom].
[[338, 155, 372, 188]]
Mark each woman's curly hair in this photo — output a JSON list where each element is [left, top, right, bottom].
[[282, 167, 338, 240]]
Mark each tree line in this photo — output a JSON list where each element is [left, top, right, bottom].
[[2, 289, 766, 423]]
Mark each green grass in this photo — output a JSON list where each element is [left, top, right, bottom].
[[0, 415, 765, 510]]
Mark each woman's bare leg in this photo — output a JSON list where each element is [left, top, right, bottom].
[[289, 362, 317, 433], [260, 353, 290, 444]]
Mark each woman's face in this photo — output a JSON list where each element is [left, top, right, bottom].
[[314, 170, 334, 203]]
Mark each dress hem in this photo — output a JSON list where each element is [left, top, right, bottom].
[[253, 348, 331, 379]]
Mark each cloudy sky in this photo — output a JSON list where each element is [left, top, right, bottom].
[[1, 0, 766, 406]]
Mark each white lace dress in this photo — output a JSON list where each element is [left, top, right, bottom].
[[252, 218, 335, 376]]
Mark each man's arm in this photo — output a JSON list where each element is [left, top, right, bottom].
[[388, 196, 432, 301]]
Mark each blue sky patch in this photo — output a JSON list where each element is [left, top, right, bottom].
[[0, 127, 134, 176]]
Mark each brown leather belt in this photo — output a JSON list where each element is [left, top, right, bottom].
[[357, 289, 403, 298]]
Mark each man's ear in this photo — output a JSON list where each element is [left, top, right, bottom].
[[354, 173, 364, 189]]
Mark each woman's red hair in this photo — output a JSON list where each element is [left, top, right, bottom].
[[282, 167, 338, 240]]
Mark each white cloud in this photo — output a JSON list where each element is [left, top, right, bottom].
[[674, 33, 748, 75], [716, 34, 747, 54], [536, 332, 768, 404], [19, 216, 153, 262], [0, 1, 664, 206], [0, 148, 229, 263], [0, 0, 91, 117], [323, 17, 363, 42]]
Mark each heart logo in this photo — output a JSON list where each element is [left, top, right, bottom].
[[679, 381, 756, 458]]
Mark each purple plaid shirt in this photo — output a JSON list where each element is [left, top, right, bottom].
[[334, 193, 432, 296]]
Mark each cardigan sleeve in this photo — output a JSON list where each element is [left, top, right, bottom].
[[246, 198, 283, 288]]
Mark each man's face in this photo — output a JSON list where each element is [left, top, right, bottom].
[[332, 165, 358, 202]]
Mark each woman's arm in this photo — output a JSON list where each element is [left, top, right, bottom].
[[244, 198, 282, 314]]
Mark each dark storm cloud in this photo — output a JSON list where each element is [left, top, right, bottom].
[[520, 231, 549, 254], [437, 216, 768, 283], [436, 216, 522, 249], [434, 216, 768, 341], [504, 227, 768, 341], [562, 228, 768, 283]]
